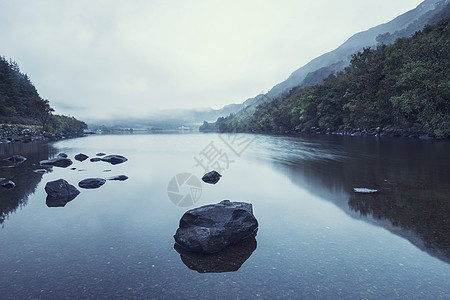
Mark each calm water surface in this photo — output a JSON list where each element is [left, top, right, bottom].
[[0, 133, 449, 299]]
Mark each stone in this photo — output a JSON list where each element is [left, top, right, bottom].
[[74, 153, 89, 161], [57, 153, 68, 158], [201, 170, 222, 184], [101, 155, 128, 165], [1, 180, 15, 189], [107, 175, 128, 181], [44, 179, 80, 200], [353, 188, 378, 193], [40, 157, 73, 168], [33, 169, 49, 174], [96, 152, 106, 156], [90, 157, 102, 162], [174, 200, 258, 254], [3, 155, 27, 164], [78, 178, 106, 189]]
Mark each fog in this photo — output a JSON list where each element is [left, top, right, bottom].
[[0, 0, 423, 121]]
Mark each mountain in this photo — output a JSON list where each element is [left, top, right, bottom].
[[231, 0, 450, 114]]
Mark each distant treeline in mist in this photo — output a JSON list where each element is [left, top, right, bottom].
[[0, 56, 87, 134], [202, 18, 449, 137]]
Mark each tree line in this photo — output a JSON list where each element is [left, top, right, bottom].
[[0, 56, 87, 135], [202, 18, 449, 138]]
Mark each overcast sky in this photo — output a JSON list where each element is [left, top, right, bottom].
[[0, 0, 424, 121]]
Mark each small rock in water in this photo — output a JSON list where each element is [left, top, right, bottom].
[[353, 188, 378, 193], [33, 169, 49, 174], [90, 157, 102, 162], [78, 178, 106, 189], [45, 179, 80, 200], [96, 152, 106, 156], [40, 157, 73, 168], [3, 155, 27, 164], [201, 170, 222, 184], [108, 175, 128, 181], [101, 155, 128, 165], [1, 180, 15, 189], [57, 153, 68, 158], [74, 153, 89, 162]]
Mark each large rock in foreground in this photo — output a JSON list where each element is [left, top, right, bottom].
[[45, 179, 80, 201], [174, 200, 258, 254], [40, 157, 73, 168]]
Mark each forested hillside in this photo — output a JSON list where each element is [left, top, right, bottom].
[[0, 56, 87, 135], [203, 18, 449, 138]]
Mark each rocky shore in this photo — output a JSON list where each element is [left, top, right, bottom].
[[295, 124, 447, 140], [0, 124, 85, 144]]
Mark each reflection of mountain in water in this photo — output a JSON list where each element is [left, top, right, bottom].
[[174, 234, 257, 273], [260, 135, 450, 264], [0, 141, 54, 225]]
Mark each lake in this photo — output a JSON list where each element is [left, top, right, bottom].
[[0, 133, 449, 299]]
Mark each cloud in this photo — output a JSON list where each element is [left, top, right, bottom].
[[0, 0, 424, 120]]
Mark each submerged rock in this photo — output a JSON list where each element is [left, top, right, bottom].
[[40, 157, 73, 168], [74, 153, 89, 161], [101, 155, 128, 165], [201, 170, 222, 184], [353, 188, 378, 193], [174, 200, 258, 254], [3, 155, 27, 164], [1, 180, 15, 189], [107, 175, 128, 181], [175, 233, 257, 273], [45, 179, 80, 201], [78, 178, 106, 189]]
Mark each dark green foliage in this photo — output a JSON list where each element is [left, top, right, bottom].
[[203, 19, 450, 137], [0, 56, 87, 134]]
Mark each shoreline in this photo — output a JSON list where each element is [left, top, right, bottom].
[[0, 124, 85, 144]]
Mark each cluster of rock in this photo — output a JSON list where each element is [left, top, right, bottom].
[[37, 152, 128, 207]]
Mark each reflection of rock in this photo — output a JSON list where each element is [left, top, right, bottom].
[[45, 179, 80, 202], [40, 157, 73, 168], [101, 155, 128, 165], [202, 170, 222, 184], [1, 180, 15, 189], [174, 200, 258, 253], [175, 233, 257, 273], [107, 175, 128, 181], [74, 153, 89, 161], [78, 178, 106, 189], [3, 155, 27, 164]]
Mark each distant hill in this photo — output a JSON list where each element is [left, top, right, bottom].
[[227, 0, 450, 115]]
